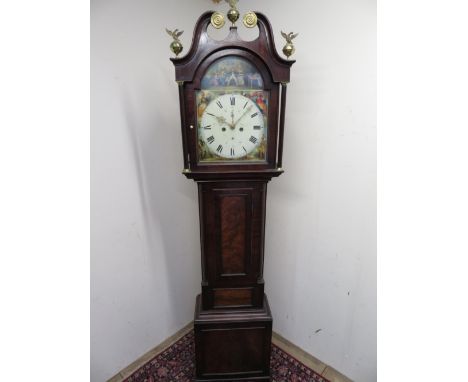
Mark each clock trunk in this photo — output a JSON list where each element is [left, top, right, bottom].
[[198, 180, 268, 310]]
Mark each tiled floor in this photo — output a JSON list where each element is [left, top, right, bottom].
[[108, 322, 353, 382]]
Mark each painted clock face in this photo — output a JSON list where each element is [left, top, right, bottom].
[[199, 94, 265, 160], [196, 55, 268, 163]]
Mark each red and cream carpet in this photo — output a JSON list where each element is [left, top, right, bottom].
[[123, 330, 330, 382]]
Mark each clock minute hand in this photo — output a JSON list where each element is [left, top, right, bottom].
[[232, 105, 253, 128]]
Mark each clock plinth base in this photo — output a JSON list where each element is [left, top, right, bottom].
[[194, 294, 273, 381]]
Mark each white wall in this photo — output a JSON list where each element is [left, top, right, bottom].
[[263, 1, 377, 381], [91, 1, 206, 381], [91, 1, 376, 381]]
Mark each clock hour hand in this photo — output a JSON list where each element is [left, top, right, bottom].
[[213, 114, 228, 126]]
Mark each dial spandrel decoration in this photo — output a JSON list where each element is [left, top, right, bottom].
[[196, 56, 268, 162]]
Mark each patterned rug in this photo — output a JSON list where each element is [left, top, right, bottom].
[[123, 330, 330, 382]]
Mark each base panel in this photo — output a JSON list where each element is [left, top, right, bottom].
[[194, 377, 270, 382], [194, 294, 273, 381]]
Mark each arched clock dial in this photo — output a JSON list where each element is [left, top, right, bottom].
[[199, 94, 265, 160]]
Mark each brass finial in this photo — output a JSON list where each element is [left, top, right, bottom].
[[243, 12, 258, 28], [225, 0, 240, 25], [166, 28, 184, 57], [281, 31, 299, 59]]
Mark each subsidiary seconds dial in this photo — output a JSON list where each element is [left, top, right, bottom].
[[200, 94, 265, 160]]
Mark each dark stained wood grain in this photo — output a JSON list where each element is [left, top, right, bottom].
[[213, 288, 253, 308], [194, 294, 272, 381], [177, 82, 189, 169], [277, 83, 288, 169], [201, 327, 265, 374], [198, 180, 267, 310], [183, 168, 283, 181]]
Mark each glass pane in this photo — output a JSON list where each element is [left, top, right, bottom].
[[201, 56, 264, 90], [197, 56, 268, 163]]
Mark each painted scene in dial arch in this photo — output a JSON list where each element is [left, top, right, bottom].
[[201, 56, 264, 90]]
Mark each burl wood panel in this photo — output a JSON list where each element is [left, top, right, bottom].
[[213, 288, 253, 308], [220, 195, 246, 275]]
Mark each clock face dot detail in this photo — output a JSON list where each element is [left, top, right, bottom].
[[200, 94, 265, 160]]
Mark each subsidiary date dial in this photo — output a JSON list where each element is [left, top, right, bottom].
[[199, 94, 265, 160]]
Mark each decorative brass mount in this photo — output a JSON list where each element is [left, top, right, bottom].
[[210, 1, 257, 30], [243, 12, 258, 28], [211, 11, 225, 29], [226, 0, 240, 25], [281, 31, 299, 59]]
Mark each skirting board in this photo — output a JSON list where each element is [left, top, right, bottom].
[[107, 321, 353, 382], [107, 322, 194, 382]]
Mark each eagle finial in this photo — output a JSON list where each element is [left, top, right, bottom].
[[165, 28, 184, 57], [165, 28, 184, 42], [281, 31, 299, 59], [281, 31, 299, 44]]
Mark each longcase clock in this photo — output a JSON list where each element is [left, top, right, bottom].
[[168, 5, 296, 381]]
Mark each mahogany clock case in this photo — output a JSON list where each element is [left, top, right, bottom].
[[170, 11, 295, 382]]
